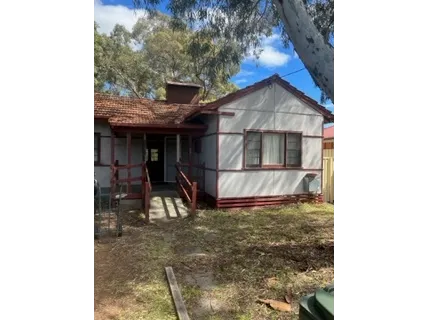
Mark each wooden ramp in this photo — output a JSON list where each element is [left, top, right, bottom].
[[148, 190, 189, 221]]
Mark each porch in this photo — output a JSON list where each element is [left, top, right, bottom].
[[107, 127, 206, 222]]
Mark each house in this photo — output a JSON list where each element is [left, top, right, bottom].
[[323, 125, 334, 157], [94, 74, 334, 209]]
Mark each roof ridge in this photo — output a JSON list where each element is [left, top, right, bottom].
[[185, 74, 333, 123], [94, 92, 154, 102], [94, 92, 205, 108]]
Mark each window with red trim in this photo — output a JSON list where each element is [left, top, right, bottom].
[[244, 131, 302, 168]]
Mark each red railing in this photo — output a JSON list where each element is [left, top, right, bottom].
[[175, 162, 198, 216], [110, 161, 151, 222], [177, 162, 205, 194]]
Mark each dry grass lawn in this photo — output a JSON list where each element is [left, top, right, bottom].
[[95, 203, 334, 320]]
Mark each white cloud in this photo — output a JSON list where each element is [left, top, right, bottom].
[[246, 46, 291, 67], [235, 79, 248, 84], [94, 0, 147, 35], [293, 51, 299, 59], [236, 69, 254, 77], [245, 33, 291, 68], [262, 33, 281, 46]]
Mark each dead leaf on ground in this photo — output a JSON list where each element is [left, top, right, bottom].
[[257, 299, 292, 312], [265, 277, 279, 288]]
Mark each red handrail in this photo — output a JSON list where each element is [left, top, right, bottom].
[[177, 162, 205, 192], [110, 161, 151, 223], [176, 162, 198, 216]]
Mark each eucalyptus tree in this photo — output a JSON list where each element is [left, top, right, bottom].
[[134, 0, 334, 102]]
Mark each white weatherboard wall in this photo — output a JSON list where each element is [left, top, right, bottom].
[[94, 120, 143, 192], [218, 83, 324, 198], [94, 120, 112, 189], [192, 115, 217, 197]]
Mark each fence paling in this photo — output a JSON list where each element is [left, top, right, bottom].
[[322, 156, 334, 203]]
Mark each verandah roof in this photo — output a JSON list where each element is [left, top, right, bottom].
[[94, 93, 204, 127]]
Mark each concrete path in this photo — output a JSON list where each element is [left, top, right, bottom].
[[148, 190, 189, 222]]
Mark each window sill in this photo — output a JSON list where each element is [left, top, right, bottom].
[[94, 163, 110, 167], [243, 166, 306, 171]]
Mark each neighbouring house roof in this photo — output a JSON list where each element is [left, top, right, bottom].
[[94, 93, 204, 127], [324, 126, 334, 139], [185, 74, 334, 123]]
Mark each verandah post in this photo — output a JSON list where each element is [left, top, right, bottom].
[[127, 132, 131, 193], [191, 182, 197, 216], [144, 181, 150, 223], [202, 162, 205, 192], [176, 134, 181, 162], [110, 132, 116, 205], [111, 131, 115, 166], [141, 162, 144, 210], [188, 134, 192, 180]]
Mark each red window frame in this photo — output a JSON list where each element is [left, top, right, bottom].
[[243, 130, 303, 169]]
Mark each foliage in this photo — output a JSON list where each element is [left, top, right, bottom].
[[94, 12, 243, 100], [133, 0, 334, 102]]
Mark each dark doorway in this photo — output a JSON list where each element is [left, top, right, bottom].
[[146, 137, 164, 182]]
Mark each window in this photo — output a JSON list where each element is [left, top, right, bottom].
[[286, 133, 302, 167], [94, 133, 101, 165], [246, 132, 262, 167], [263, 133, 284, 165], [150, 149, 159, 161], [244, 131, 302, 168]]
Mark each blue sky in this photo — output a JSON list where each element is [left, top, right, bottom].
[[94, 0, 334, 113]]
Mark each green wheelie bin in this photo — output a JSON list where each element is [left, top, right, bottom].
[[299, 285, 334, 320]]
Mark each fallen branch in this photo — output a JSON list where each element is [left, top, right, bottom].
[[257, 298, 291, 312]]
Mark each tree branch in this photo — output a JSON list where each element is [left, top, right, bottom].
[[111, 67, 143, 98], [273, 0, 333, 102]]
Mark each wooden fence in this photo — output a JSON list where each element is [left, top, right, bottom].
[[322, 151, 334, 203]]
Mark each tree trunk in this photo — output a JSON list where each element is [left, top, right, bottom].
[[273, 0, 334, 102]]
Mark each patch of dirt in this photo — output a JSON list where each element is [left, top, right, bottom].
[[184, 271, 216, 290], [95, 203, 334, 320]]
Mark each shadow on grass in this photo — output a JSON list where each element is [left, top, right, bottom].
[[95, 203, 334, 320]]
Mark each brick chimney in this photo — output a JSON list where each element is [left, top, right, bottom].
[[166, 81, 201, 104]]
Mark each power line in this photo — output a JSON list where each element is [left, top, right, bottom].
[[280, 67, 306, 78]]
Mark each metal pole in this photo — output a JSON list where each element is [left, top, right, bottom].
[[176, 134, 180, 162]]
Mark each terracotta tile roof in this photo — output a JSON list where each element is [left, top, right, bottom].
[[94, 93, 203, 126], [324, 126, 334, 139], [185, 74, 334, 123]]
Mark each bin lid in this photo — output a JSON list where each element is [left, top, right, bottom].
[[314, 287, 334, 320]]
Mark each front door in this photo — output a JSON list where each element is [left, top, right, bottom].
[[165, 137, 177, 182], [146, 139, 164, 182]]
